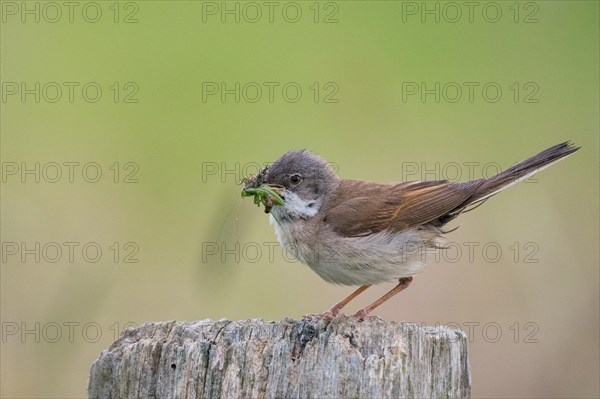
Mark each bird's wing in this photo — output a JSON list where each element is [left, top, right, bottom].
[[322, 179, 483, 237]]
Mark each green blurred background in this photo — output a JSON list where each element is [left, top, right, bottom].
[[1, 1, 598, 397]]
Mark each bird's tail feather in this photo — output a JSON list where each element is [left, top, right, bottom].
[[467, 141, 580, 205]]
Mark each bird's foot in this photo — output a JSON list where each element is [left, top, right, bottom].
[[352, 309, 370, 321], [305, 308, 341, 320], [352, 309, 385, 322]]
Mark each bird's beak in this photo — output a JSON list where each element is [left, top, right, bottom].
[[243, 180, 256, 191], [242, 180, 282, 191], [241, 177, 283, 196], [265, 184, 284, 194]]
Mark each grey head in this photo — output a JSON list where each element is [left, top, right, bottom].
[[245, 150, 340, 220]]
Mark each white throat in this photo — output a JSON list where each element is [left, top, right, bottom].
[[270, 190, 321, 221]]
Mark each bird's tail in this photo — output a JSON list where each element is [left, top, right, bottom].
[[466, 141, 580, 205]]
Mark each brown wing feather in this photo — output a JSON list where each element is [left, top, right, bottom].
[[322, 142, 579, 238], [323, 179, 483, 237]]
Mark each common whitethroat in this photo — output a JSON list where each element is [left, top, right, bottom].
[[242, 142, 579, 320]]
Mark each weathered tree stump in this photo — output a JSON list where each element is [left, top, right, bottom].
[[88, 317, 470, 398]]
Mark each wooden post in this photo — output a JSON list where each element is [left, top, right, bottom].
[[88, 318, 471, 398]]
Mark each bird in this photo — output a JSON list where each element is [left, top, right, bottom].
[[241, 142, 579, 320]]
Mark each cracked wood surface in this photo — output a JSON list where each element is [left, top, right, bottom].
[[88, 318, 471, 398]]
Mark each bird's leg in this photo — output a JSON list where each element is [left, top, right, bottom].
[[353, 277, 413, 321], [328, 284, 372, 316], [306, 284, 371, 320]]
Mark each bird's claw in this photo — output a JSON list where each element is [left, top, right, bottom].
[[305, 310, 340, 320], [352, 309, 369, 321]]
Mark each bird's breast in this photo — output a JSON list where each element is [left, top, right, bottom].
[[269, 214, 316, 263], [269, 216, 445, 286]]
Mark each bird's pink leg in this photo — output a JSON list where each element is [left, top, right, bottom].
[[353, 277, 413, 321], [307, 284, 372, 320]]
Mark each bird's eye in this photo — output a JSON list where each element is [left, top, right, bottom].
[[290, 174, 302, 185]]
